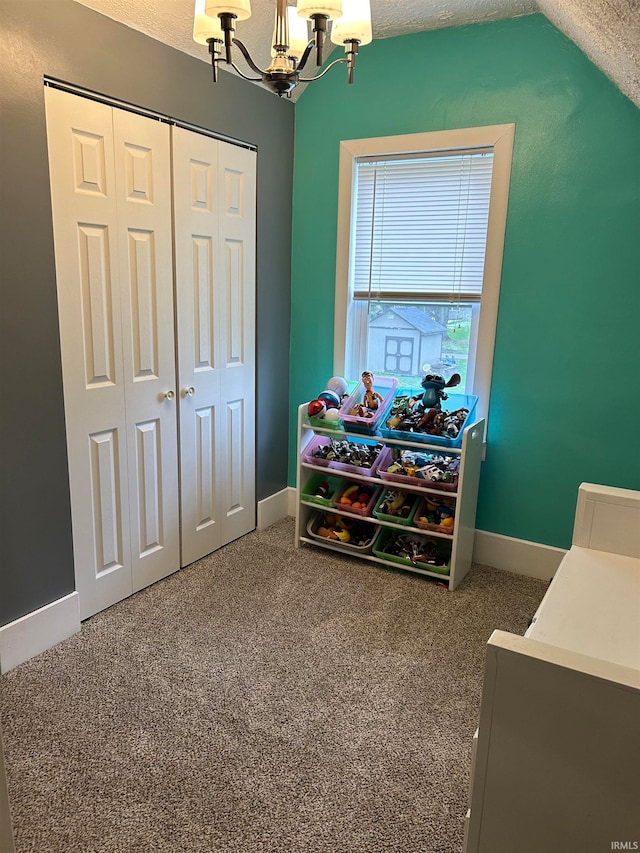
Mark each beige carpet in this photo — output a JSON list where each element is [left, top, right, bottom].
[[0, 518, 547, 853]]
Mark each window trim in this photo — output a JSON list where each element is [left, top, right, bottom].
[[333, 124, 515, 428]]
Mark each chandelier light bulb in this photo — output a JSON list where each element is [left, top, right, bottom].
[[205, 0, 252, 21], [296, 0, 343, 21], [331, 0, 372, 44], [193, 0, 224, 44]]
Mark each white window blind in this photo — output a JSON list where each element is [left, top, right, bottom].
[[352, 150, 494, 301]]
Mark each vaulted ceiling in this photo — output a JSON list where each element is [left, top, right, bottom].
[[74, 0, 640, 105]]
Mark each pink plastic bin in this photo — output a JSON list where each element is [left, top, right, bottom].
[[414, 495, 456, 535], [376, 446, 459, 492], [333, 480, 382, 517], [338, 377, 398, 434]]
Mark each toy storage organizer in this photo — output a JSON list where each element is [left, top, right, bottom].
[[295, 403, 485, 590]]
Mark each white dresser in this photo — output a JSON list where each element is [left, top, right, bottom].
[[464, 484, 640, 853]]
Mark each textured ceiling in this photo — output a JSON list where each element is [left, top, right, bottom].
[[538, 0, 639, 106], [74, 0, 640, 105]]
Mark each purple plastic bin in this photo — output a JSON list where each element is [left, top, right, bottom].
[[339, 377, 398, 434], [303, 434, 383, 477]]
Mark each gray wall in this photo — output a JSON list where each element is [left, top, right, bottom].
[[0, 1, 294, 626]]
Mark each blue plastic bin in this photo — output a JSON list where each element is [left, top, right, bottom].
[[380, 392, 478, 448]]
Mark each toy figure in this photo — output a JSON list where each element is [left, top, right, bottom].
[[419, 372, 461, 410], [361, 371, 383, 411], [349, 371, 384, 419]]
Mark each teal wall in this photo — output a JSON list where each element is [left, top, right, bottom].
[[290, 14, 640, 549]]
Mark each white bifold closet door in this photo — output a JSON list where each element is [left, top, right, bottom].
[[172, 128, 256, 567], [45, 87, 180, 620], [45, 88, 256, 620]]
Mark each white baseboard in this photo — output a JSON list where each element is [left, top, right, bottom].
[[0, 592, 80, 674], [288, 498, 564, 581], [473, 530, 566, 581], [257, 488, 292, 530], [273, 490, 567, 581]]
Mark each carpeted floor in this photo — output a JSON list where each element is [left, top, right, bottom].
[[0, 518, 547, 853]]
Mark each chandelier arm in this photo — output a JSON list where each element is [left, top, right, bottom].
[[229, 63, 262, 82], [294, 40, 318, 74], [298, 57, 348, 82], [230, 38, 268, 77]]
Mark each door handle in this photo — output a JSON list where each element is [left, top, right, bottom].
[[183, 386, 196, 397], [164, 390, 175, 401]]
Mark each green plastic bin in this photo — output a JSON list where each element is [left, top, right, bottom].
[[300, 473, 344, 507], [372, 527, 451, 575], [372, 488, 420, 526]]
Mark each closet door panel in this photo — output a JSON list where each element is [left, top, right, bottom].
[[194, 403, 218, 532], [172, 127, 222, 566], [89, 428, 126, 574], [113, 110, 180, 592], [217, 394, 249, 541], [217, 143, 256, 546], [45, 87, 132, 620]]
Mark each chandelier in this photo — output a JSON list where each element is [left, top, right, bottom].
[[193, 0, 372, 97]]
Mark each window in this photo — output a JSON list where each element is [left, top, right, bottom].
[[334, 125, 515, 427]]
